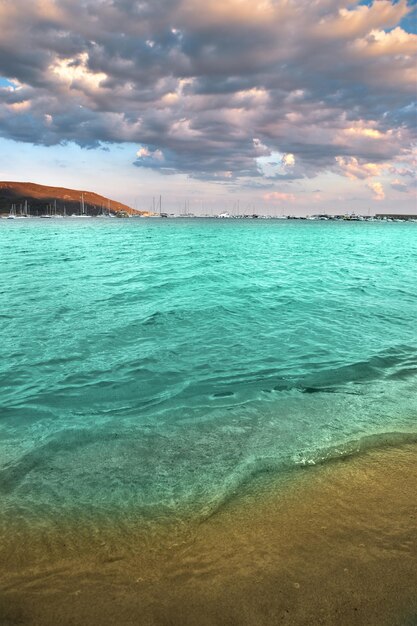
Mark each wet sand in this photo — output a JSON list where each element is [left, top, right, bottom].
[[1, 442, 416, 626]]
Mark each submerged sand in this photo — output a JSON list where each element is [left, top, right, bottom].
[[1, 442, 416, 626]]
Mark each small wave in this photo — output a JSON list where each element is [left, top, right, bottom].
[[199, 430, 417, 522], [141, 303, 235, 327], [300, 386, 360, 395], [292, 430, 417, 466], [282, 345, 417, 390]]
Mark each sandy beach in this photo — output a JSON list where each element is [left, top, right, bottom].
[[1, 440, 416, 626]]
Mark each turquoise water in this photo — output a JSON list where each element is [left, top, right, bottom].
[[1, 218, 416, 523]]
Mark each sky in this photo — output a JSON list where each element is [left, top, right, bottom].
[[0, 0, 416, 215]]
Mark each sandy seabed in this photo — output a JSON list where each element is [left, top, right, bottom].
[[1, 442, 416, 626]]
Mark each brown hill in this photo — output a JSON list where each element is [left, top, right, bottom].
[[0, 181, 143, 216]]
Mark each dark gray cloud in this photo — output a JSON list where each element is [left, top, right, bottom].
[[0, 0, 415, 180]]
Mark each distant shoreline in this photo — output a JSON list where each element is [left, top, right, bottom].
[[1, 213, 417, 221]]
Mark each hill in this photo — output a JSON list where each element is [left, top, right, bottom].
[[0, 181, 143, 216]]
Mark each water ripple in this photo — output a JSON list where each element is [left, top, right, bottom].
[[0, 219, 416, 520]]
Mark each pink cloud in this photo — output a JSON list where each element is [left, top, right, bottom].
[[335, 156, 385, 180], [263, 192, 296, 202]]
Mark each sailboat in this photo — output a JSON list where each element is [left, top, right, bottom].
[[53, 199, 64, 218], [7, 204, 16, 219], [41, 203, 52, 218], [96, 204, 105, 218], [158, 195, 167, 218], [77, 193, 92, 218], [108, 199, 115, 217], [13, 200, 30, 218], [96, 203, 110, 218]]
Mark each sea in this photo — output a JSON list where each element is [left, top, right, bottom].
[[1, 217, 416, 528]]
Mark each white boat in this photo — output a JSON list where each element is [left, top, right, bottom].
[[7, 204, 17, 219], [96, 203, 112, 218], [69, 194, 92, 217], [41, 202, 53, 218]]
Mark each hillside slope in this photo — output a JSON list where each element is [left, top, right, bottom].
[[0, 181, 142, 216]]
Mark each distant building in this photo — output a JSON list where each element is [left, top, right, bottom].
[[375, 214, 417, 221]]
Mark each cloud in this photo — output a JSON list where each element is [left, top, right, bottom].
[[256, 148, 299, 179], [7, 100, 31, 112], [263, 191, 296, 202], [335, 156, 386, 179], [390, 179, 408, 193], [0, 0, 415, 181], [50, 53, 107, 91], [282, 153, 295, 167], [389, 162, 416, 180], [136, 145, 164, 162], [367, 180, 385, 200]]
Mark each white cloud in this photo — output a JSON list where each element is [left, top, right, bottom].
[[136, 146, 164, 161], [282, 153, 295, 167], [367, 180, 385, 200], [50, 53, 107, 91]]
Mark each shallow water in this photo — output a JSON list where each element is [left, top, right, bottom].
[[1, 218, 416, 525], [1, 442, 416, 626]]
